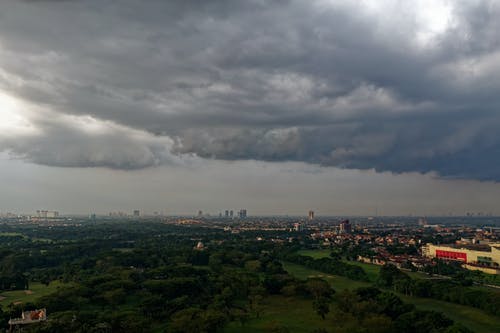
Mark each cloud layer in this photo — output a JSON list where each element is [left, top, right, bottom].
[[1, 0, 500, 179]]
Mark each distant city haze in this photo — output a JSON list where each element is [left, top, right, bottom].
[[2, 155, 500, 217], [1, 1, 500, 215]]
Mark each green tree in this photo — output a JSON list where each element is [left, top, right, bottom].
[[313, 297, 330, 320], [306, 278, 334, 299]]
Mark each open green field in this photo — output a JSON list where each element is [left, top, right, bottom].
[[397, 294, 500, 333], [298, 249, 435, 281], [296, 249, 332, 259], [224, 295, 334, 333], [0, 232, 26, 238], [0, 281, 65, 308], [282, 262, 371, 291], [284, 261, 500, 333], [225, 261, 500, 333], [342, 260, 381, 281], [297, 249, 381, 282], [112, 247, 135, 253]]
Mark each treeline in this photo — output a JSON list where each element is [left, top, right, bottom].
[[377, 264, 500, 317], [282, 253, 370, 281], [335, 286, 473, 333], [0, 273, 28, 290]]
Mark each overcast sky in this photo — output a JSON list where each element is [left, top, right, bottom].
[[1, 0, 500, 216]]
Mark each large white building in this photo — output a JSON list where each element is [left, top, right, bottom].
[[422, 243, 500, 274], [36, 210, 59, 219]]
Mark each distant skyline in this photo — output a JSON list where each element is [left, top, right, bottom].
[[2, 154, 500, 216], [1, 1, 500, 215]]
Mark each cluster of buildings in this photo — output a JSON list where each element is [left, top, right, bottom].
[[9, 308, 47, 329], [84, 210, 500, 277], [108, 211, 129, 217], [194, 209, 249, 219], [220, 209, 247, 219], [304, 217, 500, 275], [35, 210, 59, 219]]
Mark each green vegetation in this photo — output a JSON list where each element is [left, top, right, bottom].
[[0, 222, 497, 332], [0, 232, 26, 238], [282, 253, 370, 281], [377, 264, 500, 316], [298, 249, 429, 282], [224, 296, 334, 333], [0, 282, 65, 308], [282, 262, 370, 291], [342, 260, 380, 281], [296, 249, 332, 259], [398, 295, 500, 333], [284, 258, 500, 333]]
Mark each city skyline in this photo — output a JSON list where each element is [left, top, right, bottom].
[[1, 1, 500, 215]]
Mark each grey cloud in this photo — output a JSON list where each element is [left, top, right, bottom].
[[0, 0, 500, 180], [0, 113, 179, 169]]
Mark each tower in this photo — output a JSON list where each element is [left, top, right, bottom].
[[339, 219, 351, 234]]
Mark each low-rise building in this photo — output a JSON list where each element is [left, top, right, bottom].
[[422, 243, 500, 274]]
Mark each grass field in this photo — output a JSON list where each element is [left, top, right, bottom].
[[284, 260, 500, 333], [0, 232, 26, 237], [342, 260, 381, 281], [282, 262, 371, 291], [297, 249, 381, 282], [296, 249, 332, 259], [224, 295, 334, 333], [0, 281, 65, 308], [298, 249, 433, 281], [224, 261, 500, 333], [397, 294, 500, 333]]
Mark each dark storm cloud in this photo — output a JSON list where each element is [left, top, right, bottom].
[[1, 0, 500, 179]]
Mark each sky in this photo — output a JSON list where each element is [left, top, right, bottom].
[[1, 0, 500, 216]]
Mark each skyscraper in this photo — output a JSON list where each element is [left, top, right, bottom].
[[37, 210, 59, 219], [238, 209, 247, 218], [133, 210, 140, 217], [339, 219, 352, 234], [308, 210, 314, 220]]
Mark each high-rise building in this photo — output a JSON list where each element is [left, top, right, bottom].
[[198, 210, 203, 217], [308, 210, 314, 220], [36, 210, 59, 219], [339, 219, 352, 234], [229, 210, 234, 218], [133, 210, 140, 217], [238, 209, 247, 219], [224, 210, 229, 218]]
